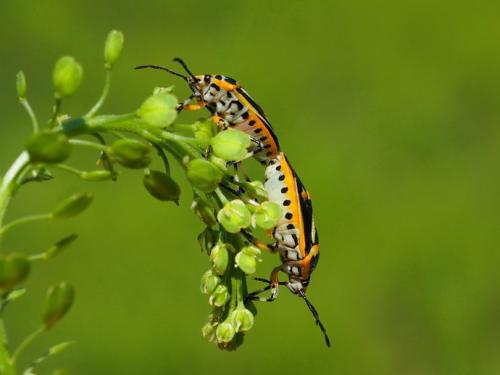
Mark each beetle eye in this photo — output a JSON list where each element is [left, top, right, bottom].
[[204, 75, 211, 83]]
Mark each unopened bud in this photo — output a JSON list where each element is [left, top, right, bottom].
[[26, 132, 71, 164], [53, 56, 83, 99], [80, 170, 113, 181], [42, 281, 75, 329], [209, 284, 230, 307], [16, 71, 27, 99], [193, 121, 215, 143], [211, 129, 251, 161], [143, 170, 180, 203], [200, 270, 220, 295], [216, 321, 235, 343], [110, 139, 152, 169], [137, 92, 177, 127], [244, 180, 268, 200], [201, 321, 217, 342], [209, 243, 229, 275], [235, 246, 261, 275], [45, 234, 78, 260], [52, 192, 93, 219], [0, 254, 30, 290], [192, 198, 217, 227], [186, 159, 223, 192], [230, 307, 254, 332], [217, 199, 251, 233], [253, 201, 282, 229], [104, 30, 124, 69]]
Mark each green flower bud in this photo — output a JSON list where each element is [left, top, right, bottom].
[[45, 234, 78, 260], [216, 321, 235, 343], [48, 341, 74, 356], [0, 254, 30, 290], [16, 70, 27, 99], [104, 30, 124, 69], [244, 180, 268, 200], [80, 170, 113, 182], [5, 288, 26, 303], [200, 270, 220, 295], [209, 243, 229, 275], [209, 284, 230, 307], [186, 159, 223, 192], [42, 281, 75, 329], [241, 245, 262, 258], [217, 199, 251, 233], [230, 307, 255, 332], [201, 321, 217, 343], [253, 201, 282, 229], [211, 129, 251, 161], [26, 132, 71, 164], [192, 198, 217, 227], [193, 121, 215, 142], [143, 170, 180, 203], [52, 192, 93, 219], [137, 92, 177, 127], [53, 56, 83, 99], [110, 139, 152, 169], [209, 155, 228, 173], [235, 251, 257, 275]]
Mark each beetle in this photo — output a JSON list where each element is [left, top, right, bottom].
[[244, 152, 330, 347], [135, 58, 280, 165]]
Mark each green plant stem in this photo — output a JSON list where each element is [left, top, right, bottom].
[[85, 70, 111, 118], [49, 98, 62, 128], [0, 213, 53, 239], [0, 152, 30, 229], [53, 164, 83, 178], [69, 139, 108, 151], [11, 326, 45, 366], [19, 99, 39, 133]]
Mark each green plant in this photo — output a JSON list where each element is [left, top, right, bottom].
[[0, 30, 280, 374]]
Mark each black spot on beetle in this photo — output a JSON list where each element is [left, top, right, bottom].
[[281, 187, 288, 193], [287, 224, 294, 230], [278, 175, 285, 181], [248, 120, 256, 126], [254, 128, 263, 133], [241, 111, 249, 119], [215, 74, 222, 79], [275, 165, 281, 171], [285, 212, 293, 219], [283, 200, 291, 206]]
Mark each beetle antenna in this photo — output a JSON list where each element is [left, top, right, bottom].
[[299, 290, 331, 347], [173, 57, 198, 81], [134, 64, 187, 80]]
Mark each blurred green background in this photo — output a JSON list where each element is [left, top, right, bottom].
[[1, 0, 500, 374]]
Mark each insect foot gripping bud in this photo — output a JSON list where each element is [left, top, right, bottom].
[[104, 30, 124, 69], [216, 321, 235, 344], [235, 246, 262, 275], [230, 307, 255, 332], [253, 201, 282, 230], [217, 199, 251, 233], [137, 92, 178, 127], [210, 129, 251, 162], [109, 139, 152, 169], [200, 270, 220, 295], [209, 284, 230, 307], [0, 254, 30, 290], [209, 242, 229, 275], [16, 70, 27, 99], [52, 56, 83, 99], [26, 132, 71, 164], [52, 192, 93, 219], [143, 170, 181, 203], [186, 159, 223, 192], [42, 282, 75, 329]]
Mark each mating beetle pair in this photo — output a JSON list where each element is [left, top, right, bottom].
[[136, 59, 330, 347]]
